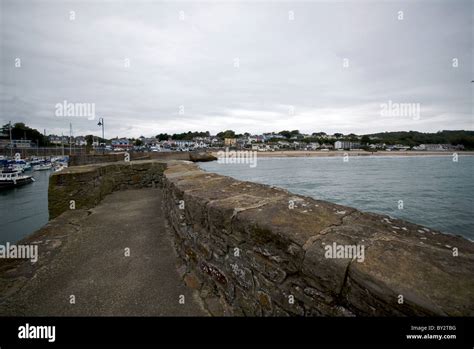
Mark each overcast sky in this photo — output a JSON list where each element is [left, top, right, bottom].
[[0, 0, 472, 138]]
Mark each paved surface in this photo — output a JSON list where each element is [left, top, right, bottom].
[[0, 189, 207, 316]]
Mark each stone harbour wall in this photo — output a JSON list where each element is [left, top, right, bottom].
[[69, 151, 216, 167], [48, 160, 474, 316], [48, 160, 166, 219], [163, 162, 474, 316]]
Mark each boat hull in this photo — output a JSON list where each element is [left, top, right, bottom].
[[0, 177, 34, 190], [33, 165, 52, 171]]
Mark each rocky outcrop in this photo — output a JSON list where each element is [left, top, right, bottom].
[[47, 160, 474, 316], [188, 151, 217, 162]]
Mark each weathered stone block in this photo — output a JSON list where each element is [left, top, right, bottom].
[[226, 258, 255, 291], [184, 272, 202, 290]]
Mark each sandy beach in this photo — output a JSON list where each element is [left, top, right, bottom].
[[211, 150, 474, 158]]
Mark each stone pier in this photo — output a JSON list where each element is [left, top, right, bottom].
[[0, 160, 472, 316]]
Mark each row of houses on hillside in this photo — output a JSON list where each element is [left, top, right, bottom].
[[38, 134, 467, 152], [413, 144, 464, 151], [334, 141, 362, 150], [49, 135, 99, 147]]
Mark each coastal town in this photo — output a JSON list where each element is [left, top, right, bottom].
[[1, 123, 471, 156], [2, 122, 471, 191]]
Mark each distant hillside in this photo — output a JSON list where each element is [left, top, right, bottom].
[[366, 130, 474, 149]]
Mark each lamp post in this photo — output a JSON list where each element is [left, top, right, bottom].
[[9, 121, 13, 158], [97, 117, 105, 154]]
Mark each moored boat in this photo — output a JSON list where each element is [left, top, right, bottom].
[[23, 162, 32, 171], [53, 163, 67, 172], [33, 162, 52, 171], [0, 170, 35, 189]]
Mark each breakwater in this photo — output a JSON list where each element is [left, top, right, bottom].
[[48, 161, 166, 219], [68, 151, 216, 167], [45, 159, 474, 316]]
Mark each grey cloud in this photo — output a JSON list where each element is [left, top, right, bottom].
[[0, 0, 472, 137]]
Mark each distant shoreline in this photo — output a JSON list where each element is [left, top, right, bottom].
[[211, 150, 474, 158]]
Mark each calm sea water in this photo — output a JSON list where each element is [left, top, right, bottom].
[[0, 170, 50, 244], [200, 156, 474, 240], [1, 156, 472, 244]]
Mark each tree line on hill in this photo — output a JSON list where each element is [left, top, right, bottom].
[[366, 130, 474, 149], [1, 123, 50, 146]]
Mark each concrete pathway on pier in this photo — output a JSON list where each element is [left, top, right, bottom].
[[0, 189, 207, 316]]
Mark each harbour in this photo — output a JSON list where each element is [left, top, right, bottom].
[[2, 158, 469, 318], [0, 155, 68, 244]]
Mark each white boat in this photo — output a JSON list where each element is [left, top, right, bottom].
[[33, 163, 52, 171], [10, 163, 25, 172], [53, 163, 67, 172], [12, 159, 32, 172], [0, 170, 35, 189]]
